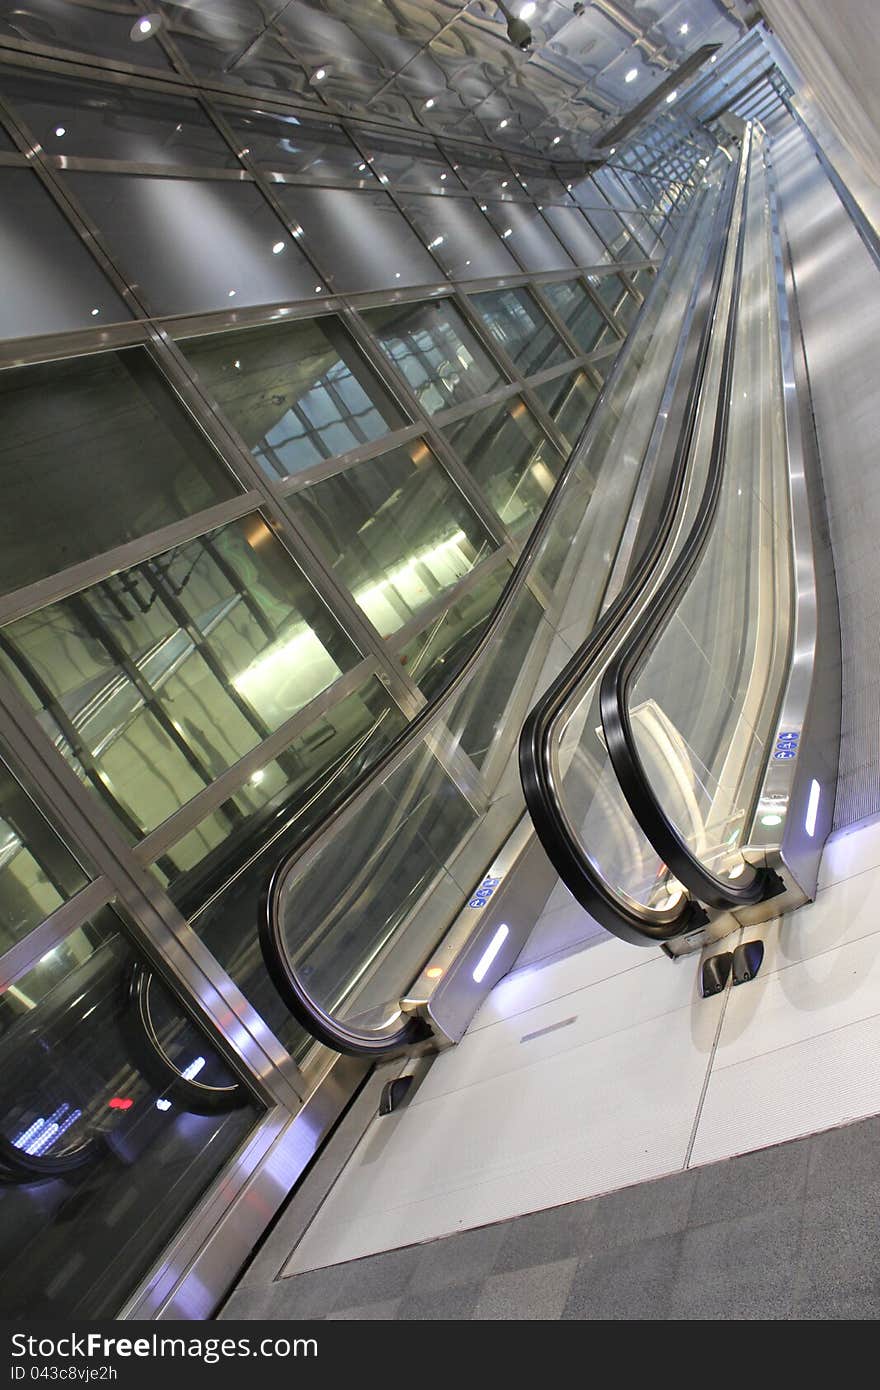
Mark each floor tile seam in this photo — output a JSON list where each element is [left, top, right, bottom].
[[284, 1139, 698, 1274], [464, 956, 662, 1035], [816, 856, 880, 894], [707, 997, 880, 1078], [748, 921, 880, 983], [684, 934, 739, 1169], [407, 990, 706, 1109]]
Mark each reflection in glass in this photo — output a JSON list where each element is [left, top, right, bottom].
[[179, 317, 405, 481], [397, 194, 518, 279], [0, 348, 239, 596], [442, 399, 564, 534], [1, 72, 235, 166], [0, 171, 130, 340], [0, 759, 89, 954], [481, 201, 573, 271], [0, 517, 358, 839], [219, 107, 368, 181], [274, 185, 438, 293], [472, 287, 571, 376], [157, 675, 404, 891], [160, 677, 408, 1053], [0, 904, 259, 1317], [66, 172, 316, 316], [542, 280, 613, 354], [397, 562, 512, 701], [291, 441, 495, 636], [532, 371, 599, 450], [364, 299, 502, 415]]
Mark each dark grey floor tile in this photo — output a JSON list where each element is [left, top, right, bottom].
[[220, 1264, 347, 1320], [474, 1257, 579, 1320], [326, 1299, 402, 1320], [563, 1232, 685, 1320], [689, 1137, 810, 1227], [411, 1222, 506, 1292], [794, 1183, 880, 1319], [492, 1200, 595, 1274], [336, 1245, 422, 1302], [806, 1114, 880, 1198], [396, 1283, 480, 1320], [669, 1201, 802, 1320], [587, 1169, 696, 1255]]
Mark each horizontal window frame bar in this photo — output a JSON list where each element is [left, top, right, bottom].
[[132, 655, 383, 867], [0, 875, 114, 994]]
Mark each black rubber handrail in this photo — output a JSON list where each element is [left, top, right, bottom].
[[519, 141, 746, 946], [598, 139, 783, 914], [260, 179, 713, 1054]]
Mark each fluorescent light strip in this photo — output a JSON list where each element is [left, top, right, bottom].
[[805, 779, 821, 837], [472, 924, 509, 983]]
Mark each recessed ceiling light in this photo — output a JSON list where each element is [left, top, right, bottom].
[[625, 67, 638, 82], [552, 135, 561, 144], [519, 2, 537, 18], [228, 289, 236, 297], [424, 97, 435, 109], [90, 307, 99, 316], [666, 90, 678, 103], [272, 241, 285, 254], [609, 146, 616, 154], [313, 67, 327, 81], [315, 285, 323, 293], [440, 172, 447, 180], [130, 13, 160, 41], [499, 118, 509, 129], [54, 125, 66, 137], [680, 22, 689, 35], [501, 180, 508, 188]]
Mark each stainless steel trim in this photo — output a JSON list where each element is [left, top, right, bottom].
[[0, 493, 262, 626], [736, 149, 841, 913], [121, 1053, 371, 1320]]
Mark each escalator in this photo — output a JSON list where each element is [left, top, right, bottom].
[[259, 122, 839, 1057]]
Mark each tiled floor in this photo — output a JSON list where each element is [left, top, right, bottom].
[[220, 811, 880, 1320]]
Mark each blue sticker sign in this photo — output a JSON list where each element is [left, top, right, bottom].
[[468, 874, 501, 909], [773, 730, 800, 760]]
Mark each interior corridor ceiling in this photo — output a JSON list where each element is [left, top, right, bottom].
[[0, 1, 753, 160]]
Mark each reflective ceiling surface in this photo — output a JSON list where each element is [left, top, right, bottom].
[[0, 1, 752, 160]]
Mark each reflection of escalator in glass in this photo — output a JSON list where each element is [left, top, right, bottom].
[[0, 932, 246, 1185]]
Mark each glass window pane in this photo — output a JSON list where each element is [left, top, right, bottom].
[[532, 370, 599, 450], [364, 299, 502, 415], [360, 131, 456, 191], [0, 170, 129, 339], [397, 193, 518, 279], [1, 71, 236, 166], [442, 399, 564, 535], [0, 903, 260, 1317], [0, 347, 240, 596], [481, 201, 573, 270], [589, 271, 628, 314], [178, 316, 405, 481], [0, 757, 89, 954], [65, 172, 316, 316], [398, 562, 512, 701], [219, 107, 368, 181], [158, 674, 405, 896], [156, 677, 408, 1054], [542, 280, 613, 354], [0, 516, 359, 839], [471, 287, 571, 376], [454, 153, 512, 195], [542, 205, 611, 265], [274, 185, 438, 293], [0, 3, 172, 70], [290, 441, 495, 637]]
